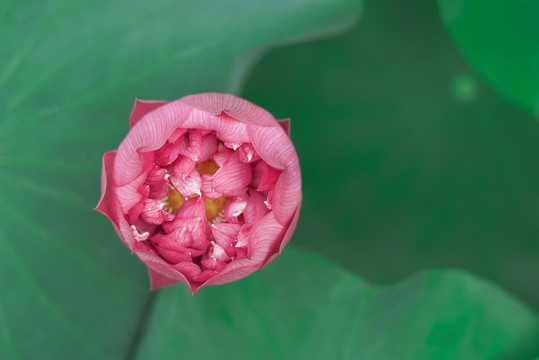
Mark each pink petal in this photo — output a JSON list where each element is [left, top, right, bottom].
[[145, 166, 169, 199], [246, 212, 286, 263], [277, 201, 301, 254], [247, 124, 296, 170], [249, 160, 264, 189], [213, 147, 233, 167], [272, 163, 302, 225], [194, 259, 258, 291], [194, 270, 219, 284], [201, 257, 227, 271], [181, 110, 250, 145], [168, 127, 188, 143], [224, 141, 242, 151], [213, 151, 252, 196], [135, 249, 188, 291], [148, 268, 181, 290], [235, 224, 252, 249], [211, 223, 241, 257], [158, 248, 193, 265], [115, 100, 192, 188], [173, 155, 196, 177], [166, 196, 206, 225], [171, 262, 202, 281], [200, 133, 218, 162], [192, 212, 285, 291], [170, 158, 201, 198], [178, 129, 203, 162], [170, 170, 201, 199], [238, 143, 260, 163], [131, 219, 157, 240], [209, 242, 231, 262], [258, 163, 282, 193], [140, 198, 173, 225], [200, 173, 222, 200], [127, 199, 144, 224], [160, 209, 211, 253], [278, 118, 291, 136], [180, 93, 279, 127], [95, 151, 116, 218], [153, 140, 182, 166], [129, 99, 169, 128], [257, 163, 282, 210], [114, 152, 154, 213], [243, 190, 269, 224], [248, 124, 301, 224], [153, 232, 207, 258], [224, 195, 249, 223]]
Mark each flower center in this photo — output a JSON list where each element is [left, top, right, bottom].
[[196, 159, 219, 175], [163, 158, 228, 223], [204, 196, 227, 223], [163, 186, 186, 214]]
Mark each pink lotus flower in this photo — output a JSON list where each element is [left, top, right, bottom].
[[96, 93, 301, 293]]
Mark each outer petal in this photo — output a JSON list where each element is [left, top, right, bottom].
[[181, 110, 250, 145], [114, 100, 192, 187], [258, 163, 283, 208], [95, 151, 117, 219], [248, 124, 301, 225], [278, 118, 290, 136], [272, 164, 302, 225], [136, 249, 190, 291], [129, 99, 169, 128], [95, 152, 146, 250], [180, 93, 278, 127], [114, 151, 154, 213], [194, 212, 286, 292], [148, 268, 181, 290], [96, 151, 182, 294]]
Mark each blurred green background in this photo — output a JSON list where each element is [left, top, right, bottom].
[[243, 0, 539, 312], [2, 0, 539, 358]]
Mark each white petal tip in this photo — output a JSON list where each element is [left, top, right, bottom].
[[232, 210, 244, 217]]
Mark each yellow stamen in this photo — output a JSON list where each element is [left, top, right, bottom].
[[205, 196, 228, 223], [162, 159, 228, 222], [196, 159, 219, 175], [163, 186, 186, 214]]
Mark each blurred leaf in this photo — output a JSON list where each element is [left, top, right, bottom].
[[437, 0, 539, 113], [243, 0, 539, 312], [134, 247, 539, 360], [0, 0, 362, 358]]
